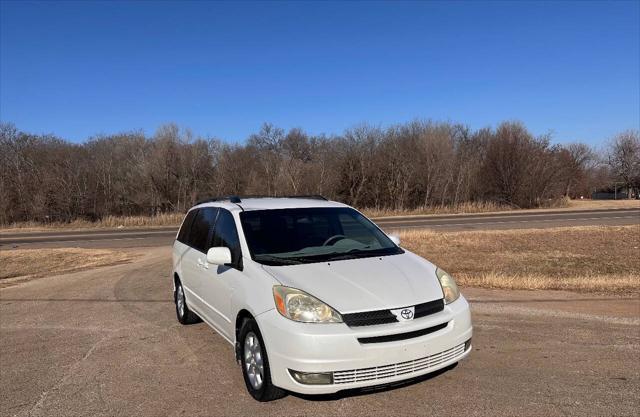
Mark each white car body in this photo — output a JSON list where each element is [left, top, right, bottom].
[[172, 197, 472, 396]]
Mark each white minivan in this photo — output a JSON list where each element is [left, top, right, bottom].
[[172, 196, 472, 401]]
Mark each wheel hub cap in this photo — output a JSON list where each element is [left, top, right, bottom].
[[176, 286, 185, 317], [244, 332, 264, 390]]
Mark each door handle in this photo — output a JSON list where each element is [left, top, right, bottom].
[[197, 258, 209, 269]]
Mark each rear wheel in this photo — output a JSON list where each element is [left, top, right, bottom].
[[239, 319, 286, 401], [174, 279, 199, 325]]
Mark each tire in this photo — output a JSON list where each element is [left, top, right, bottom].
[[238, 318, 286, 401], [174, 279, 199, 325]]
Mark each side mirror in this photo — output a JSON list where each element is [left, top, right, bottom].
[[388, 234, 401, 246], [206, 247, 232, 266]]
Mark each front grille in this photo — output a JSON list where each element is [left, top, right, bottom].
[[414, 298, 445, 319], [333, 343, 465, 385], [341, 309, 397, 327], [357, 322, 448, 344], [342, 298, 445, 327]]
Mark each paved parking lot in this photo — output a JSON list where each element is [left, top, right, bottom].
[[1, 247, 638, 417]]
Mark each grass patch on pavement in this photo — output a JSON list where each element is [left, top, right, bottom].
[[0, 248, 136, 282], [399, 225, 640, 294]]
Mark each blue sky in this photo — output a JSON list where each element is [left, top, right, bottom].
[[1, 1, 638, 146]]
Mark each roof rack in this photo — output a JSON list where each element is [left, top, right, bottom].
[[196, 195, 242, 205], [283, 195, 328, 201], [195, 195, 328, 205]]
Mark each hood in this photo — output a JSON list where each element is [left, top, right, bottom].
[[262, 251, 444, 313]]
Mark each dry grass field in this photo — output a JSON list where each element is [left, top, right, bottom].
[[364, 198, 638, 218], [400, 225, 640, 294], [0, 248, 136, 285], [0, 225, 637, 294], [362, 201, 514, 218], [0, 213, 184, 232], [1, 199, 637, 232], [567, 199, 639, 210]]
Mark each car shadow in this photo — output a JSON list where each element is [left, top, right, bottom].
[[288, 362, 458, 401]]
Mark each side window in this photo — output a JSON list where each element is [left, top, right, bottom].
[[189, 208, 218, 253], [212, 209, 242, 266], [177, 210, 197, 244]]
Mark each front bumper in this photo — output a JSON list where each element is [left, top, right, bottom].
[[256, 295, 473, 394]]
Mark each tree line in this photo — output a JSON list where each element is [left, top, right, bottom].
[[0, 121, 638, 224]]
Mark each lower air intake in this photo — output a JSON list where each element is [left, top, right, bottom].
[[333, 343, 465, 384]]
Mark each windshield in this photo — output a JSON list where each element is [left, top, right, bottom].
[[240, 207, 403, 266]]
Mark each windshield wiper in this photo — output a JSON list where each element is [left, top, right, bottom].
[[254, 255, 303, 266], [325, 252, 370, 261], [325, 248, 401, 261], [256, 247, 402, 265]]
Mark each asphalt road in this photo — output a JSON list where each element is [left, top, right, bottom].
[[1, 208, 638, 249], [1, 247, 638, 417]]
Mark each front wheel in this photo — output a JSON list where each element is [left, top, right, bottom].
[[238, 319, 286, 401]]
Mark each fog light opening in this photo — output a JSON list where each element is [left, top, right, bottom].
[[288, 369, 333, 385], [464, 338, 472, 351]]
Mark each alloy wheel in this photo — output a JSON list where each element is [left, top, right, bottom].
[[176, 285, 185, 317], [244, 331, 264, 390]]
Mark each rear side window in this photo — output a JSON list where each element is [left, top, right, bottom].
[[177, 210, 198, 244], [211, 209, 242, 266], [189, 208, 218, 252]]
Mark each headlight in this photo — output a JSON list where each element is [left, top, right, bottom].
[[436, 268, 460, 304], [272, 286, 342, 323]]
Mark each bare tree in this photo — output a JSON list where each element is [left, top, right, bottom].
[[608, 130, 640, 198], [0, 120, 622, 224], [482, 122, 562, 208], [337, 125, 381, 207], [247, 123, 284, 196], [556, 143, 596, 198]]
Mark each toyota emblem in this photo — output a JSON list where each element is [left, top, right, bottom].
[[400, 309, 414, 320], [391, 306, 416, 321]]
